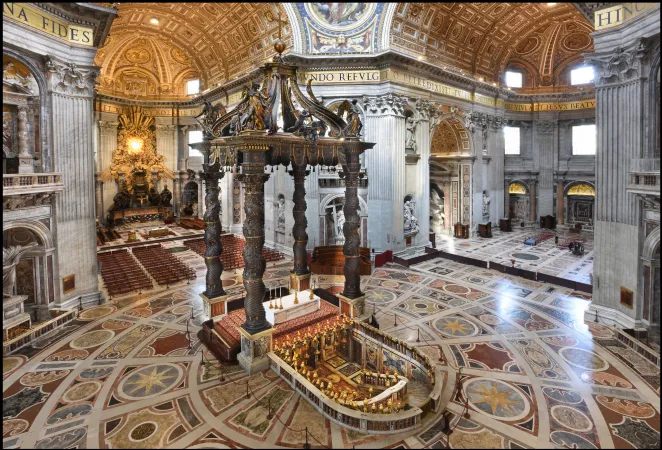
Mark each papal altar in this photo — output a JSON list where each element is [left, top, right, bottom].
[[265, 290, 320, 325]]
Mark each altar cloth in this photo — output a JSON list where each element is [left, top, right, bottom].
[[265, 290, 320, 325]]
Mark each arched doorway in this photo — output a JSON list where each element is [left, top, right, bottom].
[[508, 181, 530, 223], [642, 227, 660, 348], [565, 182, 595, 227], [182, 181, 199, 216], [3, 220, 56, 323]]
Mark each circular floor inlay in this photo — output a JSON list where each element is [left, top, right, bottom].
[[118, 363, 183, 400], [433, 317, 479, 337], [511, 253, 540, 261], [79, 306, 115, 320], [20, 370, 70, 386], [45, 349, 89, 361], [130, 422, 157, 442], [559, 347, 608, 371], [443, 284, 472, 294], [171, 305, 191, 315], [551, 405, 593, 432], [367, 289, 396, 303], [464, 378, 530, 421], [63, 381, 102, 403], [70, 329, 115, 349], [523, 347, 553, 369], [3, 356, 26, 375]]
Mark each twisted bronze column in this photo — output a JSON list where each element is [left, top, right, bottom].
[[200, 164, 226, 299], [341, 148, 363, 299], [237, 157, 271, 334], [289, 164, 310, 275]]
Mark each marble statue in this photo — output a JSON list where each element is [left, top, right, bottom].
[[3, 243, 38, 297], [430, 190, 445, 235], [404, 200, 419, 234], [482, 190, 491, 217], [277, 196, 286, 232], [405, 118, 421, 152], [335, 208, 345, 237]]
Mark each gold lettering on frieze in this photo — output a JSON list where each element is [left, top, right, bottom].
[[594, 3, 658, 30], [296, 70, 381, 84], [3, 2, 94, 46], [473, 94, 496, 107], [505, 103, 534, 112]]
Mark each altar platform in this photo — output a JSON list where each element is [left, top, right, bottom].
[[265, 290, 320, 325]]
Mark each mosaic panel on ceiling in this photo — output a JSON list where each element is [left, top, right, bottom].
[[96, 2, 291, 97], [389, 2, 593, 83], [296, 3, 387, 55]]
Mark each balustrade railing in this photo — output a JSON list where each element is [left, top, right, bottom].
[[3, 173, 64, 194]]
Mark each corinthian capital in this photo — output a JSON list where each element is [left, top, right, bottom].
[[584, 38, 649, 86], [415, 98, 435, 120], [45, 56, 98, 97], [362, 93, 408, 116]]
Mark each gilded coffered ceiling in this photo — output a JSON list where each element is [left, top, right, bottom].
[[95, 2, 291, 99], [390, 3, 594, 90]]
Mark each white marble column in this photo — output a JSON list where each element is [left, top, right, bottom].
[[98, 120, 119, 223], [363, 94, 408, 252], [535, 120, 556, 217], [47, 61, 100, 304], [17, 105, 34, 173], [305, 165, 320, 251], [156, 123, 178, 173], [414, 99, 432, 247], [585, 30, 657, 328]]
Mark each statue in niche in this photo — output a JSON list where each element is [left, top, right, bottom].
[[277, 196, 286, 232], [148, 187, 161, 206], [406, 118, 421, 152], [482, 190, 491, 217], [337, 99, 363, 137], [160, 184, 172, 207], [404, 200, 419, 234], [335, 208, 346, 237], [3, 243, 38, 297], [430, 190, 445, 234]]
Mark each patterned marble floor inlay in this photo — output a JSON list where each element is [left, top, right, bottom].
[[3, 257, 659, 449]]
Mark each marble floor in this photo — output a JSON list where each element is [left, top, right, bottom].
[[430, 227, 594, 285], [3, 256, 659, 449]]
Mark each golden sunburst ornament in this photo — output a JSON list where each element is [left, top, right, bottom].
[[126, 366, 176, 395], [469, 381, 520, 415]]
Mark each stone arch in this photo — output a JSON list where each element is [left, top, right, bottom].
[[564, 180, 595, 195], [379, 3, 398, 51], [430, 115, 473, 156], [643, 226, 660, 261], [320, 193, 367, 216], [509, 180, 530, 194], [3, 220, 54, 249], [282, 4, 305, 54], [2, 47, 51, 170]]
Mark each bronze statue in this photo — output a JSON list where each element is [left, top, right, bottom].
[[160, 184, 172, 207], [148, 187, 161, 206], [195, 100, 227, 137], [287, 109, 328, 142], [110, 186, 131, 211], [338, 99, 363, 137], [239, 81, 270, 131]]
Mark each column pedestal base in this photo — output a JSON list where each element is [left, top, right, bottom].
[[337, 293, 365, 318], [289, 272, 311, 292], [200, 293, 229, 322], [237, 326, 274, 374]]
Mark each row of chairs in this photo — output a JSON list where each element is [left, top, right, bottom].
[[131, 244, 196, 286], [179, 217, 205, 229], [96, 227, 121, 246], [183, 235, 285, 270], [98, 249, 153, 296]]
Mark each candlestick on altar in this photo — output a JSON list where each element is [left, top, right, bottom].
[[294, 288, 299, 305]]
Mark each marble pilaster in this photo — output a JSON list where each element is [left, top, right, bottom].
[[98, 120, 119, 223], [414, 99, 432, 247], [535, 120, 556, 217], [16, 106, 34, 173], [363, 93, 408, 252]]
